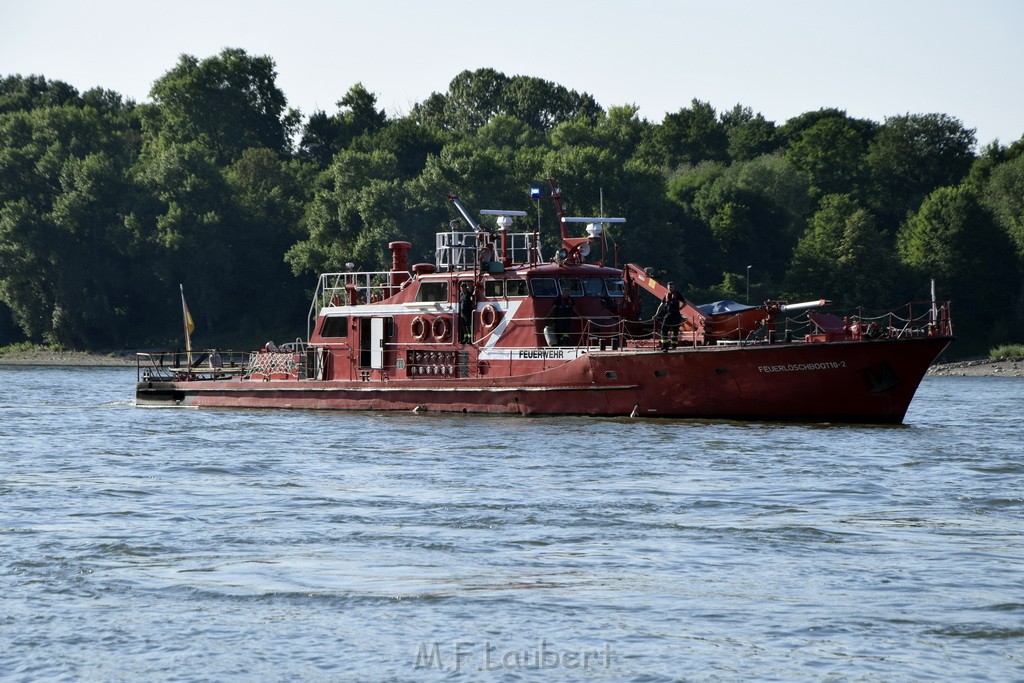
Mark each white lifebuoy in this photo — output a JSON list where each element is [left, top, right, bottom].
[[411, 316, 427, 341], [481, 304, 500, 330], [432, 316, 450, 341]]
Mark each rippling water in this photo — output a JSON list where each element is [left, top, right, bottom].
[[2, 366, 1023, 681]]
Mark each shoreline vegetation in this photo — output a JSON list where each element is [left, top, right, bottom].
[[1, 345, 1021, 377], [2, 60, 1023, 358]]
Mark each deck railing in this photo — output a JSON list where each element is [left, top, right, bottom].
[[136, 350, 252, 382], [136, 343, 310, 383], [435, 231, 543, 271], [308, 270, 409, 339]]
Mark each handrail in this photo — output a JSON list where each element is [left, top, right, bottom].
[[435, 230, 543, 272], [308, 270, 409, 340], [136, 349, 270, 382]]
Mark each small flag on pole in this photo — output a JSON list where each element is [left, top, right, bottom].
[[180, 284, 195, 366]]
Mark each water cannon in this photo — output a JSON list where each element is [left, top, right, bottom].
[[777, 299, 832, 314], [560, 217, 626, 264]]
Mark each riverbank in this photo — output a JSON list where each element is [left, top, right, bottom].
[[0, 348, 136, 366], [926, 357, 1024, 377]]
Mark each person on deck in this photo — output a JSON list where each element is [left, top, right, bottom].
[[548, 291, 578, 346], [655, 282, 685, 351], [458, 281, 476, 344]]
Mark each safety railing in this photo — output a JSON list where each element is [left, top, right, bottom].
[[308, 270, 411, 338], [136, 350, 252, 382], [435, 230, 543, 272]]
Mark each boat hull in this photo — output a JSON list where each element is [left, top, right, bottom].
[[136, 336, 951, 423]]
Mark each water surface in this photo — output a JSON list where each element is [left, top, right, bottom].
[[2, 367, 1022, 680]]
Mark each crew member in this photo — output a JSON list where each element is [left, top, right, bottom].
[[458, 281, 476, 344], [548, 291, 578, 346], [655, 282, 684, 351]]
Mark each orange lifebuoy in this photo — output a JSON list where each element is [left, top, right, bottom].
[[481, 304, 500, 330], [432, 316, 450, 341], [411, 316, 427, 341]]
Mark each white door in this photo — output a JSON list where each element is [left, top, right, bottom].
[[370, 317, 385, 370]]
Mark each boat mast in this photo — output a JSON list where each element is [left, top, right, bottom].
[[445, 194, 482, 233]]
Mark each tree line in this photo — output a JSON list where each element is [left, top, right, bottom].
[[2, 48, 1023, 356]]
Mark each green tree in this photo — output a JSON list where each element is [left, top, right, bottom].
[[285, 149, 407, 275], [0, 199, 55, 339], [357, 116, 445, 179], [897, 184, 1017, 349], [298, 110, 342, 167], [721, 104, 780, 161], [867, 113, 976, 230], [787, 194, 896, 308], [785, 117, 869, 198], [412, 69, 600, 134], [223, 148, 311, 336], [681, 155, 812, 281], [983, 153, 1024, 263], [552, 105, 652, 162], [639, 99, 728, 168], [298, 83, 389, 166], [147, 48, 299, 164], [0, 100, 143, 346], [0, 74, 80, 113], [132, 139, 235, 331], [500, 75, 600, 131]]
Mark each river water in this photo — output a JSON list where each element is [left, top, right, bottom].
[[1, 366, 1022, 681]]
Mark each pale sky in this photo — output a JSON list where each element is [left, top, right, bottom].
[[2, 0, 1022, 147]]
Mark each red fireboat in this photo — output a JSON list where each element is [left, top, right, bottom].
[[136, 181, 953, 423]]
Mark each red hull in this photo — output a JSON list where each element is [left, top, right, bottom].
[[136, 336, 950, 423]]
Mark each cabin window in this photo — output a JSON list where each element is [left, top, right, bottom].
[[416, 281, 449, 302], [484, 280, 503, 298], [321, 315, 349, 338], [581, 277, 604, 297], [505, 279, 528, 297], [558, 277, 585, 297], [531, 278, 558, 297], [605, 278, 626, 297]]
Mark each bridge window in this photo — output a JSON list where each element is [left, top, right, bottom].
[[506, 279, 528, 297], [531, 278, 558, 297], [416, 281, 449, 302], [321, 316, 349, 338], [605, 278, 626, 297], [484, 280, 503, 298], [558, 277, 585, 297], [581, 277, 604, 297]]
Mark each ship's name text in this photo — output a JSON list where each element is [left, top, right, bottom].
[[518, 350, 566, 359], [758, 361, 846, 373]]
